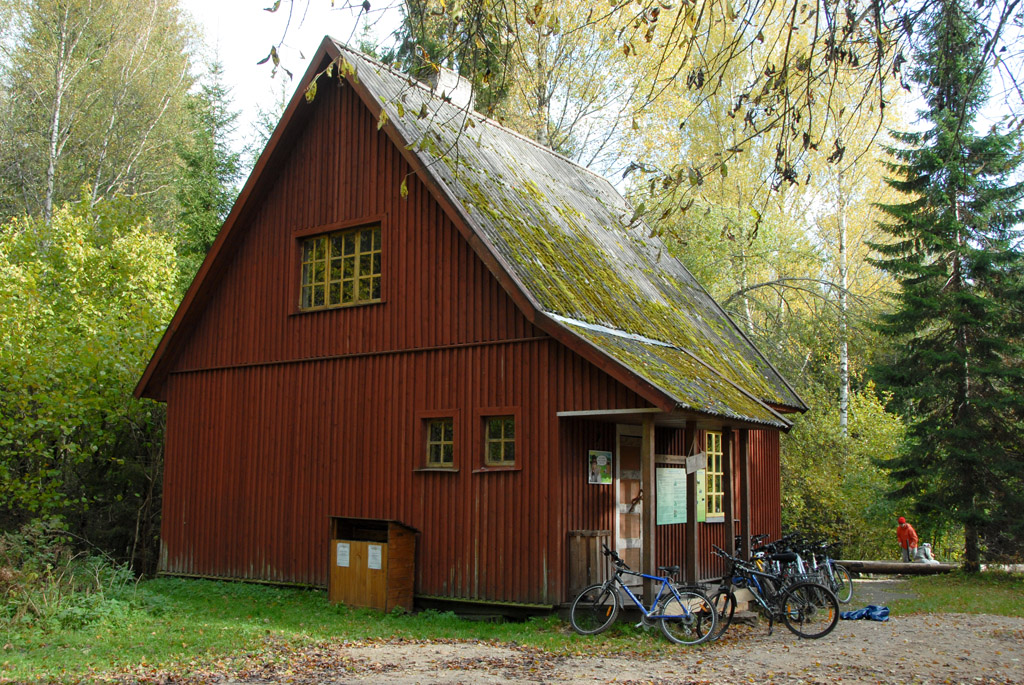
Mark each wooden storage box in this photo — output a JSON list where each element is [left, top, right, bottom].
[[328, 517, 417, 612]]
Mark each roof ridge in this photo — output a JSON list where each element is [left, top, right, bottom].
[[329, 38, 615, 189]]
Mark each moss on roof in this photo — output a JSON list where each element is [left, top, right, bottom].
[[334, 43, 804, 425]]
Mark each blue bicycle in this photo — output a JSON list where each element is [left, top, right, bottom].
[[569, 544, 717, 645]]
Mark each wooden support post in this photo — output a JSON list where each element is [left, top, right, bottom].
[[739, 429, 751, 561], [684, 420, 699, 583], [641, 417, 656, 602], [722, 426, 735, 557]]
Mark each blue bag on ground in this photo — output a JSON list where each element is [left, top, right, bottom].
[[840, 605, 890, 621]]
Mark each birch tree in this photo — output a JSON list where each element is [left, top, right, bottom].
[[0, 0, 195, 224]]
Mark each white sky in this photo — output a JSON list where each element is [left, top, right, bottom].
[[179, 0, 399, 154]]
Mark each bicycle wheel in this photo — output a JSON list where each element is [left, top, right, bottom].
[[569, 583, 621, 635], [708, 589, 736, 641], [659, 590, 717, 646], [780, 582, 838, 639], [831, 564, 853, 604]]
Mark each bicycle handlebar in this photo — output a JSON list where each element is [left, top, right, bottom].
[[601, 543, 628, 569]]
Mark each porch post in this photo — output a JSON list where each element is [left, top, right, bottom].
[[684, 420, 699, 583], [722, 426, 735, 557], [641, 416, 656, 601], [739, 429, 751, 561]]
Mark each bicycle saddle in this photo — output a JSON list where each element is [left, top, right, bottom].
[[658, 565, 680, 577], [769, 552, 799, 563]]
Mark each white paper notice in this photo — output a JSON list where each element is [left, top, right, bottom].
[[367, 544, 382, 570], [336, 542, 350, 567]]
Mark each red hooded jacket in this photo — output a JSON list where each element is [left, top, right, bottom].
[[897, 522, 918, 549]]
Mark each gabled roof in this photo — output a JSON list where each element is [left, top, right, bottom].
[[136, 37, 805, 429]]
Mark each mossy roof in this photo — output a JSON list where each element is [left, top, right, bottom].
[[335, 41, 804, 428]]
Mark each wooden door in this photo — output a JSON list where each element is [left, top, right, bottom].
[[616, 433, 642, 580]]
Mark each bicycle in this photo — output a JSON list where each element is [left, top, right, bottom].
[[707, 544, 839, 640], [811, 542, 853, 604], [569, 544, 718, 645]]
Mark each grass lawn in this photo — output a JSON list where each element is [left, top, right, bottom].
[[3, 571, 1022, 683], [888, 570, 1024, 617]]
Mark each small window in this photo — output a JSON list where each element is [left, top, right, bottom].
[[484, 415, 515, 466], [426, 417, 454, 467], [706, 431, 724, 517], [300, 225, 381, 310]]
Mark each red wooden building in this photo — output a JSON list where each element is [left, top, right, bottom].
[[136, 38, 806, 609]]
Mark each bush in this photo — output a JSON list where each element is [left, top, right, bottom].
[[0, 518, 141, 631]]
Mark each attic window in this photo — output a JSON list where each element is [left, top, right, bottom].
[[300, 225, 381, 310]]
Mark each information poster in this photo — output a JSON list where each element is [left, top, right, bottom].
[[588, 450, 613, 485], [656, 468, 687, 524], [696, 470, 707, 522], [336, 542, 350, 568], [367, 544, 382, 570]]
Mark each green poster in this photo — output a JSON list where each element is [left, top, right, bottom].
[[656, 468, 687, 525]]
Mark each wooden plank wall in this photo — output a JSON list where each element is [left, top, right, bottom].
[[171, 77, 535, 375], [163, 341, 648, 604]]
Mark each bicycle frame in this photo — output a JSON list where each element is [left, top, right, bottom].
[[730, 566, 785, 614], [611, 567, 691, 621]]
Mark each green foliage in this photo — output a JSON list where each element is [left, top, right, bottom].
[[0, 198, 177, 571], [0, 519, 141, 632], [174, 61, 243, 288], [392, 0, 513, 117], [871, 0, 1024, 566], [781, 382, 907, 559]]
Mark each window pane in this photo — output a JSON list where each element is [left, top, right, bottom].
[[372, 253, 381, 275], [360, 229, 372, 252], [301, 263, 312, 286], [343, 257, 355, 279], [302, 240, 314, 261], [300, 286, 312, 309], [442, 420, 453, 441], [330, 258, 341, 281], [314, 237, 325, 259], [342, 281, 354, 302], [428, 443, 440, 464], [331, 234, 344, 258], [313, 261, 325, 283], [359, 253, 372, 275], [313, 285, 325, 307], [358, 278, 370, 301], [329, 282, 341, 304], [372, 228, 381, 250], [488, 419, 502, 439], [442, 443, 453, 464], [504, 418, 515, 438], [505, 442, 515, 461], [488, 441, 502, 461], [429, 421, 442, 442], [343, 232, 356, 255], [370, 277, 381, 300]]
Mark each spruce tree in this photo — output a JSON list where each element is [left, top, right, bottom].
[[872, 0, 1024, 568], [174, 61, 242, 288]]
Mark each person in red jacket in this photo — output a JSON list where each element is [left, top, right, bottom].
[[897, 516, 919, 562]]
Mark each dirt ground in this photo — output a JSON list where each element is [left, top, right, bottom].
[[127, 579, 1024, 684]]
